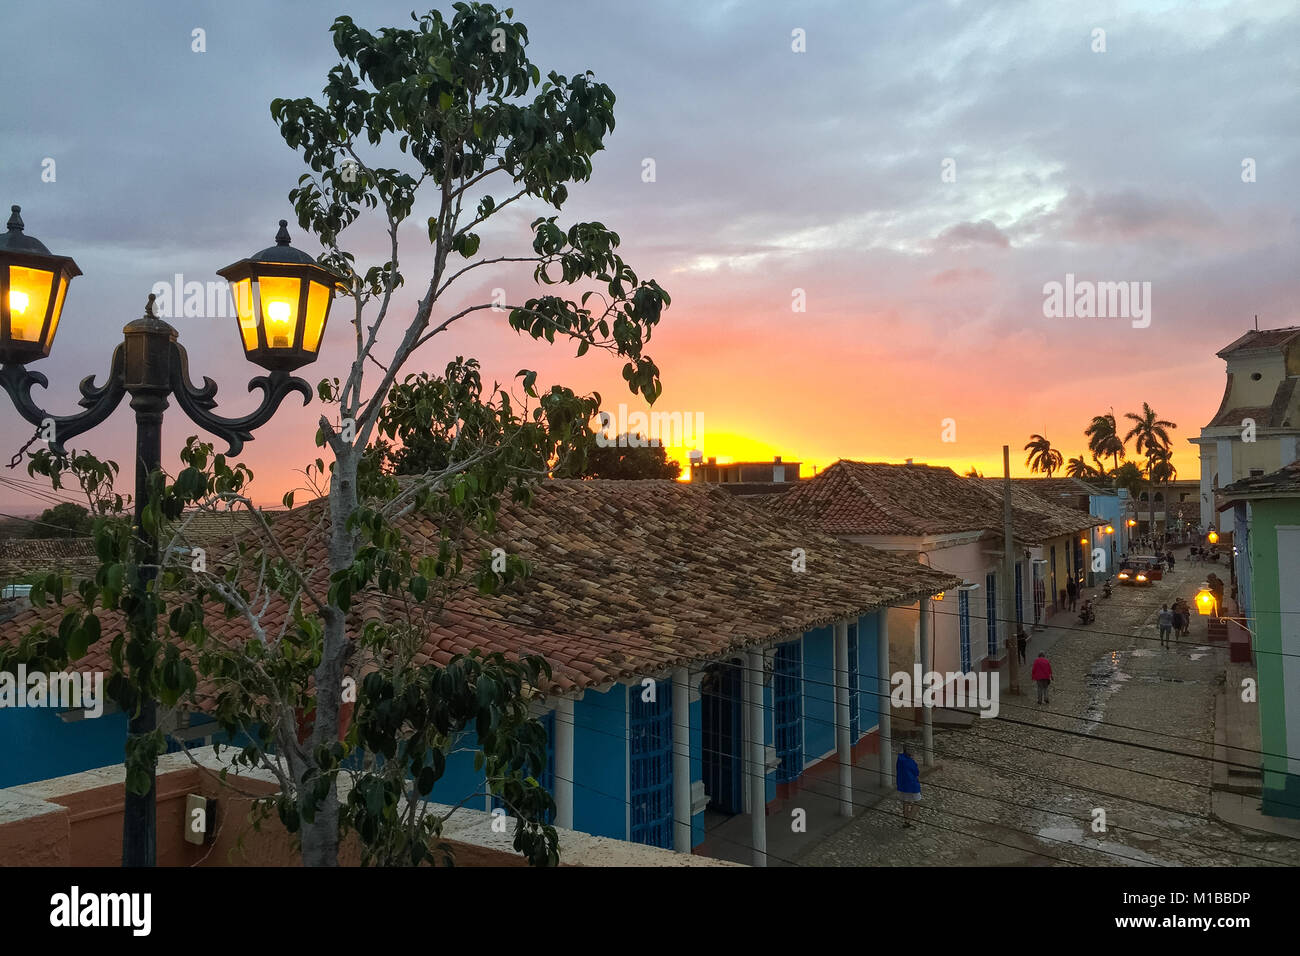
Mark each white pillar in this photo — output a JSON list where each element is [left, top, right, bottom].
[[833, 620, 853, 817], [672, 667, 691, 852], [554, 697, 575, 830], [878, 608, 893, 789], [918, 599, 934, 768], [745, 648, 767, 867]]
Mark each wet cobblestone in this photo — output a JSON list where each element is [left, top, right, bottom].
[[798, 555, 1300, 867]]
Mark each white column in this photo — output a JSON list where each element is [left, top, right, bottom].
[[918, 599, 934, 768], [745, 648, 767, 867], [878, 608, 893, 789], [833, 620, 853, 817], [554, 697, 575, 830], [1216, 438, 1234, 490], [671, 667, 691, 852]]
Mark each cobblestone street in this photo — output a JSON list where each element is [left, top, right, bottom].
[[798, 551, 1300, 866]]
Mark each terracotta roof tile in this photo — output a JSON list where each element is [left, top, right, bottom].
[[2, 479, 958, 695]]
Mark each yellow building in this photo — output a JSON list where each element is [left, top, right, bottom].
[[1190, 325, 1300, 530]]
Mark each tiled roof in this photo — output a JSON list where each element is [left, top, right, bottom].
[[2, 480, 958, 696], [0, 538, 98, 579], [1217, 326, 1300, 357], [768, 460, 1102, 543], [1222, 460, 1300, 496]]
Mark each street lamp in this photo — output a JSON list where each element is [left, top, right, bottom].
[[1207, 529, 1219, 545], [1195, 584, 1217, 616], [0, 207, 340, 867]]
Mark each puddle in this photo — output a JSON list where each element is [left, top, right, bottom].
[[1130, 649, 1158, 657], [1036, 825, 1172, 866], [1082, 650, 1131, 729], [1190, 653, 1207, 661]]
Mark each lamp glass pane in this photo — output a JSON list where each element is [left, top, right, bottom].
[[45, 275, 69, 349], [258, 276, 300, 349], [8, 266, 54, 342], [231, 278, 258, 352], [303, 279, 330, 352]]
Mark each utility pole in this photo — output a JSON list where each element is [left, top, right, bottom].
[[1003, 445, 1021, 695]]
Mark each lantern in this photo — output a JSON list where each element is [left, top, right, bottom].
[[1105, 525, 1114, 534], [1195, 586, 1216, 616], [217, 220, 344, 372], [1207, 530, 1219, 545], [0, 206, 81, 364]]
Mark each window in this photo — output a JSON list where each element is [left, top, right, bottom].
[[773, 641, 803, 782], [986, 572, 998, 659], [1015, 562, 1024, 625], [630, 684, 674, 848], [492, 710, 556, 823], [959, 591, 972, 672]]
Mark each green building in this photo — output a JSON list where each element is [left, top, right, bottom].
[[1222, 461, 1300, 818]]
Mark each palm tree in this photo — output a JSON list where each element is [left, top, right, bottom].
[[1085, 411, 1126, 472], [1025, 434, 1064, 478], [965, 465, 984, 478], [1124, 403, 1177, 536], [1066, 455, 1101, 479], [1149, 447, 1178, 534]]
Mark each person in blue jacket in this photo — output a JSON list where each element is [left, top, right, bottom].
[[896, 745, 921, 828]]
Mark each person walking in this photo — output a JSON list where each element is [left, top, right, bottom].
[[1166, 549, 1175, 570], [1171, 601, 1186, 641], [1016, 627, 1029, 664], [1031, 652, 1053, 704], [1158, 603, 1174, 648], [1066, 576, 1079, 612], [896, 746, 921, 828]]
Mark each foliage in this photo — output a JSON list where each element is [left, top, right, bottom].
[[570, 433, 682, 480], [31, 502, 93, 538], [1024, 434, 1063, 478]]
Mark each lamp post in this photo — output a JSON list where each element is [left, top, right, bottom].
[[0, 207, 342, 866]]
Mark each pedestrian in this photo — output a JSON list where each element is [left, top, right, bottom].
[[1166, 550, 1175, 570], [1031, 652, 1053, 704], [1171, 602, 1186, 639], [1158, 603, 1174, 648], [1016, 627, 1028, 664], [896, 745, 921, 828], [1066, 576, 1078, 612]]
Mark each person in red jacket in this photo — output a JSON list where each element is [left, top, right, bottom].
[[1030, 652, 1053, 704]]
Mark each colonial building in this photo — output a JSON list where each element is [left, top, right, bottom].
[[0, 479, 955, 865], [1220, 461, 1300, 819], [767, 461, 1105, 681], [1192, 325, 1300, 531]]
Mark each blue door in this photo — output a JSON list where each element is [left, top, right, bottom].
[[773, 641, 803, 782], [492, 709, 556, 823], [959, 591, 972, 672], [701, 661, 744, 814], [986, 572, 998, 659], [630, 683, 674, 848], [847, 624, 860, 740]]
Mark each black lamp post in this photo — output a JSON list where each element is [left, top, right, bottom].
[[0, 206, 343, 866]]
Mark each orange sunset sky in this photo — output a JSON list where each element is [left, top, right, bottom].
[[3, 1, 1298, 513]]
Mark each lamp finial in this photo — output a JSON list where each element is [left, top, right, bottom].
[[275, 219, 291, 246], [6, 205, 22, 232]]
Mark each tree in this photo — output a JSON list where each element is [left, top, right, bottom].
[[32, 502, 93, 538], [964, 466, 983, 478], [574, 434, 681, 480], [1148, 446, 1177, 533], [1085, 411, 1126, 472], [1065, 455, 1101, 480], [1123, 403, 1176, 537], [259, 4, 666, 865], [9, 3, 668, 868], [1024, 434, 1063, 478]]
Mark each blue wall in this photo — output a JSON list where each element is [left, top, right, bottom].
[[573, 684, 627, 839], [428, 728, 487, 810], [0, 707, 128, 789], [803, 627, 836, 762]]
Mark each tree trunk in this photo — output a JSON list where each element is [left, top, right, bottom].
[[300, 445, 359, 867]]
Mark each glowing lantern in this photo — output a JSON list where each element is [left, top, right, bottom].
[[1195, 586, 1216, 616], [217, 220, 345, 372], [1105, 525, 1114, 534], [0, 205, 81, 363], [1207, 530, 1219, 545]]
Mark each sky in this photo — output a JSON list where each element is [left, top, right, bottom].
[[1, 0, 1298, 514]]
